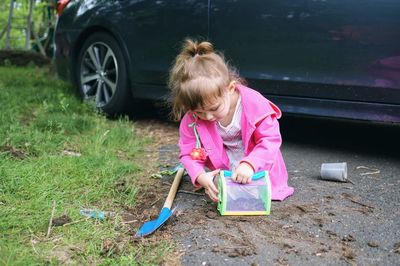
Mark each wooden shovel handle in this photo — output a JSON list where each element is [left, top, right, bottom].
[[163, 167, 184, 209]]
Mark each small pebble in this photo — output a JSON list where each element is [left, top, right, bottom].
[[205, 211, 218, 219], [368, 240, 379, 247], [394, 242, 400, 253], [342, 234, 355, 242]]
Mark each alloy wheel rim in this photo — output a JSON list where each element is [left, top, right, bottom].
[[80, 42, 118, 107]]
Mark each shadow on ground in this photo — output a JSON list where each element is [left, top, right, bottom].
[[280, 116, 400, 159]]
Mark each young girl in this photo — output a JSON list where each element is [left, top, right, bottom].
[[169, 39, 294, 202]]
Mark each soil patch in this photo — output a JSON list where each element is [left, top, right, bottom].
[[52, 215, 72, 226], [0, 50, 51, 67], [111, 120, 181, 264]]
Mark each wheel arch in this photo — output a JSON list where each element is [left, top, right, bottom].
[[71, 26, 135, 95]]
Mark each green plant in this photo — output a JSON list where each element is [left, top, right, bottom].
[[0, 66, 173, 265]]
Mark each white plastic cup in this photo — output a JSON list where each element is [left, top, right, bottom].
[[320, 162, 348, 182]]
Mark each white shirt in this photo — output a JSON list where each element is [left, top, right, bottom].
[[217, 96, 244, 170]]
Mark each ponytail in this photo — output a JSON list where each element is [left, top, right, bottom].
[[181, 39, 214, 58], [168, 38, 244, 121]]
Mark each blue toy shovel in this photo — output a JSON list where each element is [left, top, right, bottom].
[[136, 167, 185, 237]]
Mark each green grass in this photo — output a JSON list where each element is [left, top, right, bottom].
[[0, 66, 174, 265]]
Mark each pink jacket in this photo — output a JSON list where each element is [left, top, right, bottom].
[[178, 84, 294, 201]]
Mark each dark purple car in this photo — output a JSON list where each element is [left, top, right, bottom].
[[54, 0, 400, 123]]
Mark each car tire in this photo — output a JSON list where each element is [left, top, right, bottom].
[[76, 32, 131, 116]]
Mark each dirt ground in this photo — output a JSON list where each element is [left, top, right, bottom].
[[0, 50, 50, 67], [129, 118, 400, 266]]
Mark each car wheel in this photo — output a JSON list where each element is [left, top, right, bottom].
[[76, 32, 130, 115]]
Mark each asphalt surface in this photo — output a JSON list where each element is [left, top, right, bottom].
[[154, 113, 400, 265]]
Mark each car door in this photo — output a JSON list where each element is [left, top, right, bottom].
[[119, 0, 209, 86], [209, 0, 400, 105]]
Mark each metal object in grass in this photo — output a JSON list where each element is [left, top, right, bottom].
[[136, 167, 184, 237]]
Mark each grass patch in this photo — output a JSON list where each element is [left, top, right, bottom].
[[0, 66, 173, 265]]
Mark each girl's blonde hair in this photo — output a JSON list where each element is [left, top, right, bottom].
[[168, 39, 244, 121]]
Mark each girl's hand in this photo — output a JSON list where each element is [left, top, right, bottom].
[[196, 169, 220, 202], [232, 162, 254, 184]]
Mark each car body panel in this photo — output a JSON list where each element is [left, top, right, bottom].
[[55, 0, 208, 85], [54, 0, 400, 123], [210, 0, 400, 105]]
